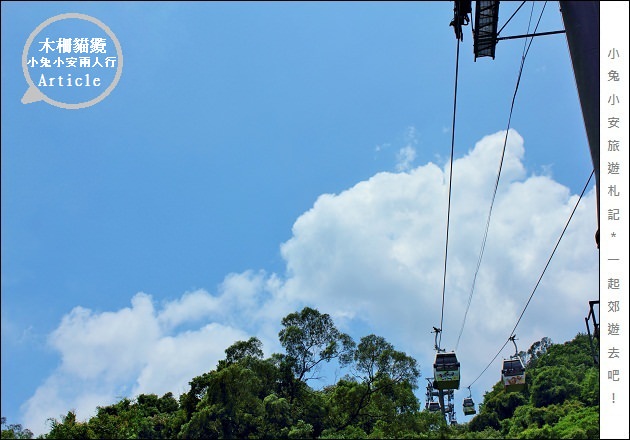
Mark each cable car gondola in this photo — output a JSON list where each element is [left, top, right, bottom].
[[463, 397, 476, 415], [501, 357, 526, 392], [501, 335, 527, 392], [462, 387, 476, 415], [433, 351, 461, 390], [427, 401, 441, 412]]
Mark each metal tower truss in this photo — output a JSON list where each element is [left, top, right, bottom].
[[425, 378, 458, 424], [474, 1, 500, 60]]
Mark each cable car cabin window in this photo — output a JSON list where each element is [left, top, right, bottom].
[[433, 352, 461, 390], [434, 353, 460, 369], [501, 359, 525, 375]]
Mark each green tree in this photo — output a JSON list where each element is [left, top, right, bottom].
[[179, 371, 214, 420], [83, 394, 184, 439], [1, 417, 33, 440], [523, 337, 552, 369], [278, 307, 355, 384], [468, 409, 500, 432], [579, 368, 599, 406], [287, 420, 314, 439], [323, 334, 420, 435], [260, 393, 292, 438], [535, 334, 595, 370], [221, 337, 264, 367], [549, 405, 599, 439], [46, 411, 94, 439], [177, 406, 223, 439], [355, 335, 419, 388], [530, 366, 579, 407], [179, 363, 265, 438], [180, 337, 275, 425]]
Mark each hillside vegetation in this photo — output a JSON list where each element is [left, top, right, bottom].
[[2, 307, 599, 439]]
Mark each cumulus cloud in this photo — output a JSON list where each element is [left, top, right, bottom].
[[278, 129, 597, 403], [22, 129, 598, 435], [22, 288, 253, 435]]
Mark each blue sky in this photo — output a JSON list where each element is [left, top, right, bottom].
[[2, 1, 602, 435]]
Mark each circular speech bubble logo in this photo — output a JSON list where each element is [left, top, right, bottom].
[[21, 13, 123, 109]]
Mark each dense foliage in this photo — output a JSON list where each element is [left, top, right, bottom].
[[2, 308, 599, 439]]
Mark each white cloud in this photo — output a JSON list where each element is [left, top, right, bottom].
[[22, 375, 118, 436], [394, 127, 419, 172], [22, 288, 256, 436], [48, 293, 159, 382], [22, 129, 598, 435], [132, 323, 249, 397], [157, 289, 223, 330], [395, 145, 417, 171]]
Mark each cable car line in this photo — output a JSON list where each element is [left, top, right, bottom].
[[466, 169, 595, 388], [437, 17, 462, 351], [508, 169, 595, 336], [467, 338, 510, 389], [427, 5, 471, 422], [496, 1, 528, 38], [454, 1, 547, 352]]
